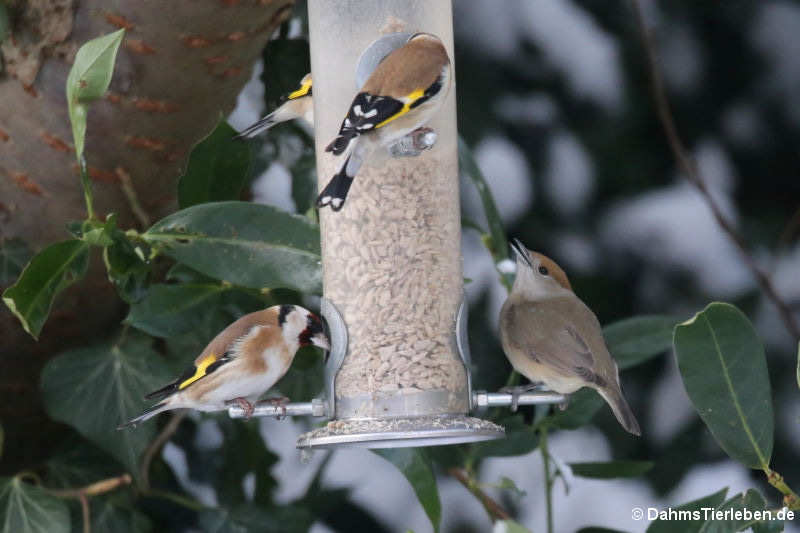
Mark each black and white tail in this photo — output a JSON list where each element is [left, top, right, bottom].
[[316, 158, 355, 211], [325, 130, 358, 155], [117, 401, 171, 429], [233, 113, 277, 139]]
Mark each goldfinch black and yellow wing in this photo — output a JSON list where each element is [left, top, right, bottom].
[[144, 352, 234, 400], [325, 78, 443, 155]]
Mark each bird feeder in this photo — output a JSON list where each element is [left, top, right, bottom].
[[229, 0, 566, 448]]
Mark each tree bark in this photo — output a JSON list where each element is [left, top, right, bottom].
[[0, 0, 293, 473]]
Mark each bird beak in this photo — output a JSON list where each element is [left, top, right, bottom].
[[311, 331, 331, 352], [510, 238, 532, 268]]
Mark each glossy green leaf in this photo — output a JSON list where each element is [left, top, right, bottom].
[[0, 477, 70, 533], [0, 238, 32, 287], [647, 488, 728, 533], [0, 4, 9, 46], [45, 441, 121, 490], [290, 149, 318, 215], [125, 283, 230, 338], [144, 201, 321, 293], [700, 489, 783, 533], [569, 460, 654, 479], [674, 303, 774, 469], [41, 334, 172, 477], [103, 227, 149, 304], [374, 449, 441, 533], [66, 28, 125, 159], [275, 346, 325, 401], [89, 496, 152, 533], [201, 503, 314, 533], [549, 388, 605, 430], [2, 239, 90, 339], [261, 38, 310, 112], [494, 520, 533, 533], [458, 136, 511, 290], [178, 121, 252, 209], [469, 414, 538, 460], [604, 315, 679, 369]]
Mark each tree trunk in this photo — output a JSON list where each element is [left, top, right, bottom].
[[0, 0, 293, 473]]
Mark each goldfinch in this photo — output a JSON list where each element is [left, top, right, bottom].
[[119, 304, 329, 427], [499, 240, 641, 436], [317, 32, 452, 211], [235, 73, 314, 139]]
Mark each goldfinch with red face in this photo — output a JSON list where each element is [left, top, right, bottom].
[[235, 73, 314, 139], [317, 32, 452, 211], [499, 240, 641, 436], [119, 304, 329, 427]]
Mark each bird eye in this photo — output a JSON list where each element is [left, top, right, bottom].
[[538, 265, 549, 275]]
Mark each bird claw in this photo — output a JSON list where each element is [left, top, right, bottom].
[[499, 384, 547, 412], [387, 127, 437, 157], [266, 396, 290, 420], [227, 397, 255, 418]]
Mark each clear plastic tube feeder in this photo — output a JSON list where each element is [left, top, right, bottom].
[[297, 0, 504, 448]]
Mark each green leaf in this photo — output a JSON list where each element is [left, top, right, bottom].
[[0, 477, 70, 533], [66, 28, 125, 159], [549, 388, 605, 430], [646, 488, 728, 533], [103, 227, 149, 304], [290, 149, 318, 215], [89, 496, 152, 533], [125, 283, 229, 338], [215, 420, 279, 507], [40, 334, 172, 477], [700, 489, 783, 533], [178, 121, 252, 209], [261, 38, 310, 112], [0, 238, 33, 287], [144, 201, 322, 293], [458, 136, 511, 290], [569, 460, 654, 479], [0, 3, 9, 45], [469, 414, 538, 460], [2, 239, 90, 339], [374, 449, 441, 533], [604, 315, 679, 370], [494, 520, 533, 533], [673, 303, 774, 469], [201, 504, 314, 533], [275, 346, 325, 400]]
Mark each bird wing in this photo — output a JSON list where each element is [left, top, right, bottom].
[[504, 300, 602, 381], [287, 75, 312, 100], [144, 351, 234, 400]]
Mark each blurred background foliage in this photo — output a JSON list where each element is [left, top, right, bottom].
[[1, 0, 800, 532]]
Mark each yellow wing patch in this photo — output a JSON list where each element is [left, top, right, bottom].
[[179, 354, 217, 390], [288, 77, 312, 100], [376, 88, 425, 128]]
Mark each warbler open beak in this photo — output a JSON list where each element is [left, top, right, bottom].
[[510, 238, 532, 268]]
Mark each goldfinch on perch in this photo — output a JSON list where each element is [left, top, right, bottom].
[[499, 240, 641, 436], [119, 305, 329, 428], [317, 32, 452, 211], [235, 73, 314, 139]]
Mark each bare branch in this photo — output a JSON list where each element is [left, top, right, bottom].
[[448, 467, 512, 522], [140, 411, 187, 491], [630, 0, 800, 340]]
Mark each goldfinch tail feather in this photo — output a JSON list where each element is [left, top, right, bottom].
[[316, 161, 354, 211], [233, 113, 277, 139], [117, 401, 170, 429]]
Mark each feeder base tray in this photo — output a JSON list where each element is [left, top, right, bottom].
[[296, 414, 504, 449]]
